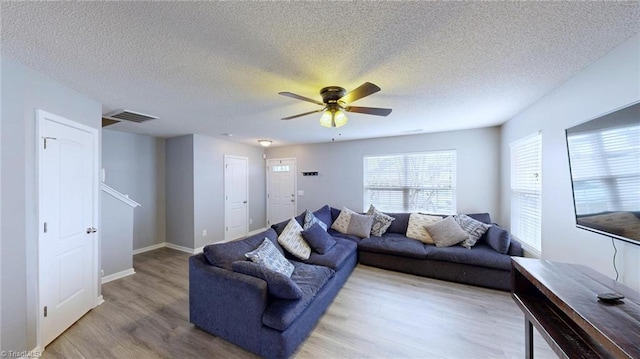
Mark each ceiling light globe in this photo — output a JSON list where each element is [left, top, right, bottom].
[[258, 140, 272, 147], [319, 109, 348, 128]]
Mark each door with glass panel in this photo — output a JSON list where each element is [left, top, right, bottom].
[[267, 158, 297, 225]]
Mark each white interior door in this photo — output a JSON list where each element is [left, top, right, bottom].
[[38, 110, 98, 348], [267, 158, 297, 226], [225, 155, 248, 241]]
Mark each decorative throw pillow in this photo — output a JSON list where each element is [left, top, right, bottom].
[[366, 204, 395, 237], [406, 213, 443, 244], [347, 213, 375, 238], [331, 207, 355, 234], [277, 218, 311, 260], [455, 214, 492, 248], [301, 223, 337, 254], [244, 238, 295, 276], [485, 225, 511, 254], [303, 209, 328, 231], [232, 261, 302, 300], [426, 216, 470, 247]]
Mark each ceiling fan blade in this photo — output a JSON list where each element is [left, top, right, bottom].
[[281, 109, 324, 120], [345, 106, 392, 116], [278, 92, 324, 106], [339, 82, 381, 104]]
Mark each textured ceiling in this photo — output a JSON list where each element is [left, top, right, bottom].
[[2, 1, 639, 147]]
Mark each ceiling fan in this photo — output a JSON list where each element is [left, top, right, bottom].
[[278, 82, 392, 128]]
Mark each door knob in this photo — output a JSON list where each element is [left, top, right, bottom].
[[290, 199, 295, 202], [243, 201, 247, 204], [86, 227, 97, 234]]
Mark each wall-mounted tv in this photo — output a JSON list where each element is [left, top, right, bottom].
[[565, 101, 640, 246]]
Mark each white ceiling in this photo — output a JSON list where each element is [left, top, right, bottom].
[[2, 1, 639, 147]]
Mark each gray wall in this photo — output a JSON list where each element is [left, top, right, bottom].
[[100, 191, 134, 276], [266, 127, 501, 217], [165, 135, 195, 248], [102, 130, 166, 250], [499, 33, 640, 291], [165, 134, 267, 250], [193, 134, 266, 249], [1, 58, 102, 353]]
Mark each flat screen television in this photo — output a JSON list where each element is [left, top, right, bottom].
[[565, 101, 640, 246]]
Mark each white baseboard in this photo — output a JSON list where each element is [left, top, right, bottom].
[[248, 227, 268, 236], [95, 295, 105, 306], [101, 268, 136, 284], [133, 242, 166, 255], [165, 242, 197, 254]]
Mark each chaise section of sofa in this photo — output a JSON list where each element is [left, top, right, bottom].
[[189, 227, 357, 359]]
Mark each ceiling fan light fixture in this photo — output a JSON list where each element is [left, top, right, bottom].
[[258, 140, 272, 147], [319, 108, 348, 128]]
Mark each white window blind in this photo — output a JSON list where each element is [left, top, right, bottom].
[[567, 124, 640, 215], [363, 151, 456, 213], [510, 132, 542, 252]]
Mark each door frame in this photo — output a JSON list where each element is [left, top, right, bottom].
[[266, 157, 297, 226], [36, 109, 100, 349], [224, 155, 249, 241]]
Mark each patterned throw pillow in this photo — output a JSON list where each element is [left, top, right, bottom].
[[406, 213, 443, 244], [277, 218, 311, 260], [366, 204, 395, 237], [244, 238, 295, 276], [330, 207, 355, 234], [303, 209, 328, 231], [426, 216, 470, 248], [455, 214, 492, 248]]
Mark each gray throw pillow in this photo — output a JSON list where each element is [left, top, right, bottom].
[[245, 238, 295, 276], [347, 213, 374, 238], [303, 209, 328, 231], [455, 214, 492, 248], [426, 216, 469, 247], [366, 204, 395, 237], [232, 261, 302, 300]]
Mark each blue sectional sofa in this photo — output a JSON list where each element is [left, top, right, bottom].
[[189, 205, 522, 358]]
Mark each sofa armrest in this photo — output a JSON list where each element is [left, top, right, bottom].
[[189, 254, 268, 349], [507, 237, 523, 257]]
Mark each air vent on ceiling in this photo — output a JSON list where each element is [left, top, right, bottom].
[[104, 110, 158, 123]]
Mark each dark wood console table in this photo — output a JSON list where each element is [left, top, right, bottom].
[[511, 258, 640, 358]]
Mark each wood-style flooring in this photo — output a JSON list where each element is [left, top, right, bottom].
[[42, 248, 555, 358]]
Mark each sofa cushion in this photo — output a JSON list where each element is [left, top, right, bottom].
[[303, 209, 328, 231], [347, 213, 374, 238], [366, 204, 395, 237], [304, 236, 357, 270], [406, 213, 443, 244], [244, 238, 295, 276], [262, 261, 335, 331], [271, 213, 305, 236], [358, 233, 429, 259], [278, 218, 311, 260], [312, 205, 334, 229], [426, 242, 512, 271], [331, 207, 355, 234], [485, 225, 512, 254], [386, 212, 411, 234], [301, 223, 336, 254], [232, 261, 302, 299], [426, 216, 469, 247], [467, 213, 492, 225], [327, 229, 362, 244], [454, 214, 492, 249], [203, 228, 281, 270]]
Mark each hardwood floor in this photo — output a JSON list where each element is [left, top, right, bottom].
[[42, 248, 555, 358]]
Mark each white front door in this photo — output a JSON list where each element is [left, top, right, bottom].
[[38, 110, 98, 347], [225, 155, 248, 241], [267, 158, 297, 226]]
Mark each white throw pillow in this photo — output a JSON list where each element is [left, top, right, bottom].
[[406, 213, 443, 244], [330, 207, 355, 234], [277, 218, 311, 260]]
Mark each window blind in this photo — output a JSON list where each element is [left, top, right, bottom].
[[510, 132, 542, 252], [567, 125, 640, 215], [363, 151, 456, 213]]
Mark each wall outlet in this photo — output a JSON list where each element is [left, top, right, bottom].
[[250, 218, 253, 225], [100, 269, 104, 277], [202, 230, 207, 237]]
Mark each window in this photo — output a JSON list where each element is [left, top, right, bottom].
[[510, 132, 542, 253], [363, 151, 456, 213]]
